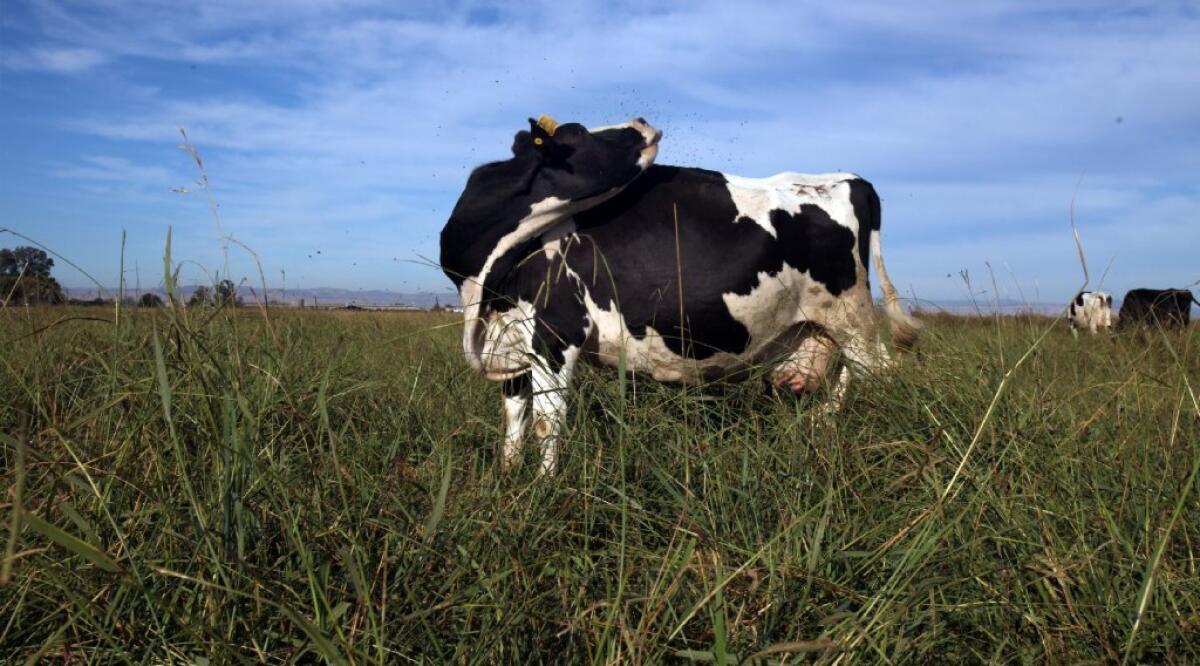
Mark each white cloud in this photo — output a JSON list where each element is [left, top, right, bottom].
[[14, 0, 1200, 296], [4, 46, 106, 72], [52, 155, 175, 185]]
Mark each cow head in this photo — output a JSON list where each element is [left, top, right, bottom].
[[441, 116, 661, 290], [509, 116, 661, 201], [440, 116, 661, 373]]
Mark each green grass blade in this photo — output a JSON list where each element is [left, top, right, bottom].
[[23, 512, 121, 574]]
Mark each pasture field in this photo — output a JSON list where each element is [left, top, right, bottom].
[[2, 304, 1199, 663]]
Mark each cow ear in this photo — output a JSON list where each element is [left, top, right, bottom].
[[512, 130, 533, 156]]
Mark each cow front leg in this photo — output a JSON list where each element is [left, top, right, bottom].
[[529, 347, 580, 476], [821, 366, 852, 415], [500, 374, 530, 471]]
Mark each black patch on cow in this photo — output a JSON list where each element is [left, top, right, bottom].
[[502, 373, 530, 397], [562, 166, 862, 360], [769, 206, 858, 296], [1118, 288, 1195, 330], [847, 178, 881, 280], [1074, 292, 1086, 307]]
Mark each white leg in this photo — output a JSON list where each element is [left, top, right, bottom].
[[529, 347, 579, 476], [500, 376, 529, 471], [838, 331, 890, 375], [821, 366, 852, 415]]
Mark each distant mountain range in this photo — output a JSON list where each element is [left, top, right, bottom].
[[66, 286, 460, 308], [65, 288, 1197, 315]]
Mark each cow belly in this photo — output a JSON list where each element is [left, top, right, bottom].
[[581, 268, 824, 383], [587, 320, 753, 382]]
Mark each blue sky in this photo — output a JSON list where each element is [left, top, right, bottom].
[[2, 1, 1198, 303]]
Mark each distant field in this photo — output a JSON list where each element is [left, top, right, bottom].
[[2, 305, 1198, 663]]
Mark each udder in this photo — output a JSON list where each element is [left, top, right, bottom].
[[771, 335, 837, 393]]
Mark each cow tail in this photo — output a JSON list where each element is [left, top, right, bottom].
[[870, 227, 922, 350]]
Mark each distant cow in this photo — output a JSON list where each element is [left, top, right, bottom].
[[1117, 288, 1197, 330], [1067, 291, 1113, 336], [440, 116, 919, 474]]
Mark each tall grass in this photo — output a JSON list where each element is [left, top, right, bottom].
[[2, 298, 1198, 663]]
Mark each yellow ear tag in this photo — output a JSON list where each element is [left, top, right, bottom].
[[533, 137, 544, 145], [536, 115, 558, 136]]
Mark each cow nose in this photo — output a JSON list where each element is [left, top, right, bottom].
[[631, 117, 660, 146]]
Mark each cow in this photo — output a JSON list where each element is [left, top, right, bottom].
[[1117, 288, 1197, 330], [440, 115, 920, 474], [1067, 291, 1113, 336]]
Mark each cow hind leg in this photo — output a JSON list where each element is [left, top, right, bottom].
[[500, 374, 530, 471]]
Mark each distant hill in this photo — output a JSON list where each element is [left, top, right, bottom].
[[66, 286, 460, 308], [911, 298, 1064, 315], [59, 290, 1196, 315]]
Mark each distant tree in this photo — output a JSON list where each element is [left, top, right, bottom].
[[0, 246, 65, 305], [188, 286, 213, 307], [215, 279, 242, 307], [0, 246, 54, 278], [138, 293, 164, 308], [0, 275, 65, 305]]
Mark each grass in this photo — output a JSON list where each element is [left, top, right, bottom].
[[2, 300, 1199, 663]]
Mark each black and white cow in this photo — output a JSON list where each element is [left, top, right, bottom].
[[440, 116, 920, 474], [1117, 288, 1197, 330], [1067, 291, 1113, 336]]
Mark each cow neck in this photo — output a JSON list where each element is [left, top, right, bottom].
[[441, 154, 543, 278], [462, 196, 570, 306]]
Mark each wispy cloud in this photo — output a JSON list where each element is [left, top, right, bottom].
[[4, 45, 107, 72]]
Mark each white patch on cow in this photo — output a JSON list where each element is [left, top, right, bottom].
[[583, 290, 719, 382], [723, 265, 817, 343], [721, 173, 863, 241], [477, 299, 538, 379], [1069, 291, 1114, 335], [722, 175, 778, 237], [540, 219, 578, 259]]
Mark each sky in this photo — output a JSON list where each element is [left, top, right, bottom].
[[2, 0, 1198, 304]]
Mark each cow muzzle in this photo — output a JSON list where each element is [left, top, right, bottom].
[[631, 117, 662, 168]]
